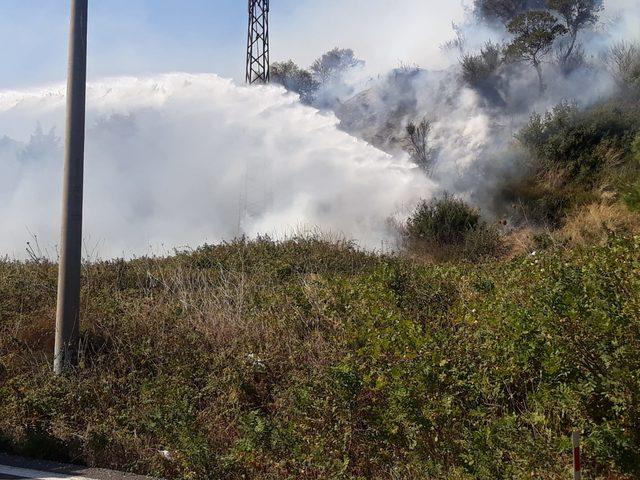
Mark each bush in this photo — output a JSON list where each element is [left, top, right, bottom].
[[498, 100, 640, 229], [407, 195, 480, 245], [460, 41, 502, 88], [622, 134, 640, 211], [463, 223, 503, 259], [405, 195, 502, 260], [517, 101, 640, 183], [499, 174, 584, 228], [606, 41, 640, 94], [270, 60, 319, 104], [2, 235, 639, 478], [405, 118, 435, 172], [494, 101, 640, 233]]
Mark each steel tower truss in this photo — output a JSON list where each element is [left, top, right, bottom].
[[246, 0, 270, 84]]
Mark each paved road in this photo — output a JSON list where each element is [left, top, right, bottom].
[[0, 454, 156, 480]]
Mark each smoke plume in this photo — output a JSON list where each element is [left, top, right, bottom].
[[2, 1, 639, 258], [0, 74, 431, 258]]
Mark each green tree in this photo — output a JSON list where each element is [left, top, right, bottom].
[[270, 60, 319, 104], [505, 11, 568, 93], [548, 0, 603, 70], [474, 0, 545, 23], [310, 48, 364, 84]]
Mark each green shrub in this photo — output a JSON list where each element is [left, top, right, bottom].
[[1, 235, 639, 478], [405, 195, 502, 260], [607, 41, 640, 94], [463, 223, 503, 259], [517, 101, 640, 183], [505, 100, 640, 227], [498, 175, 590, 227], [460, 41, 502, 87], [406, 194, 481, 245], [622, 134, 640, 211], [270, 60, 319, 104]]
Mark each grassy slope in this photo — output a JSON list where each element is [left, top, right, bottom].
[[1, 236, 639, 479]]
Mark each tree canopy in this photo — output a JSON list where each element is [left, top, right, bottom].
[[474, 0, 546, 23], [548, 0, 603, 68], [310, 48, 364, 84], [505, 11, 568, 92], [270, 60, 319, 104]]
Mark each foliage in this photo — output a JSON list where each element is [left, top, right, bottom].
[[518, 101, 640, 182], [310, 48, 364, 84], [547, 0, 602, 33], [460, 41, 502, 88], [548, 0, 603, 70], [404, 195, 502, 260], [554, 41, 588, 74], [505, 11, 568, 93], [497, 97, 640, 228], [406, 195, 481, 245], [1, 234, 639, 479], [622, 134, 640, 211], [405, 118, 435, 172], [606, 41, 640, 94], [270, 60, 319, 104], [473, 0, 546, 23]]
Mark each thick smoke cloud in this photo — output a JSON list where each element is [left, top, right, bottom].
[[334, 63, 615, 216], [0, 74, 432, 258], [3, 1, 638, 259], [331, 1, 636, 216]]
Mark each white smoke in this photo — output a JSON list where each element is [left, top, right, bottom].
[[0, 74, 433, 258], [328, 0, 633, 213], [273, 0, 466, 74], [3, 2, 638, 259]]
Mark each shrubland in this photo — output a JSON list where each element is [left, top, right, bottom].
[[3, 4, 640, 480], [1, 232, 639, 480], [3, 86, 640, 475], [495, 82, 640, 233], [3, 47, 640, 479]]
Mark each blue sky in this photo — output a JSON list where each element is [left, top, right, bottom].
[[1, 1, 637, 90], [0, 0, 466, 89], [1, 0, 251, 88]]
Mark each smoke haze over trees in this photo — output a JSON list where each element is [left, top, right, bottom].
[[2, 3, 640, 478], [267, 0, 640, 236], [1, 0, 640, 257]]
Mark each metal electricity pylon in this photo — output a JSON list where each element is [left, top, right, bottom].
[[54, 0, 88, 374], [246, 0, 270, 84]]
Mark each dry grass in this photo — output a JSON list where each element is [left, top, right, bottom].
[[557, 202, 640, 247], [1, 234, 639, 479], [502, 226, 537, 258]]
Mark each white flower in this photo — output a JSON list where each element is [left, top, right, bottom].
[[159, 449, 174, 461]]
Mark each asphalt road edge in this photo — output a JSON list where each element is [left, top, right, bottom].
[[0, 453, 159, 480]]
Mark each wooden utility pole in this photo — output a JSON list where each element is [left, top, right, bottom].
[[54, 0, 88, 374]]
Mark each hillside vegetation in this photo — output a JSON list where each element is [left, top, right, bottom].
[[1, 232, 639, 479], [3, 63, 640, 480], [3, 3, 640, 479]]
